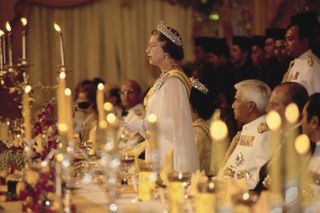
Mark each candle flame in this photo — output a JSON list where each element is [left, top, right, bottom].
[[5, 22, 11, 32], [266, 110, 282, 130], [210, 119, 228, 140], [0, 30, 4, 36], [98, 83, 104, 90], [106, 113, 116, 124], [285, 103, 299, 124], [295, 134, 310, 155], [58, 122, 68, 132], [54, 23, 61, 32], [147, 114, 157, 123], [59, 71, 66, 79], [56, 153, 64, 162], [64, 88, 71, 96], [99, 120, 108, 129], [25, 85, 32, 94], [21, 17, 27, 26], [104, 102, 113, 111]]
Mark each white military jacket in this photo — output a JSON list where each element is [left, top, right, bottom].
[[217, 115, 272, 189], [286, 49, 320, 95], [117, 103, 145, 150], [307, 141, 320, 201]]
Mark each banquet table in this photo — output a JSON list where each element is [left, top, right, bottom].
[[1, 183, 168, 213]]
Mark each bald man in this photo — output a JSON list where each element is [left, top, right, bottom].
[[117, 80, 145, 150]]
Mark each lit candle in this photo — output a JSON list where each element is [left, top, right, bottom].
[[53, 23, 65, 66], [5, 22, 12, 66], [1, 29, 6, 65], [266, 110, 282, 194], [0, 30, 4, 69], [210, 119, 228, 175], [106, 113, 118, 152], [57, 71, 66, 127], [284, 103, 299, 185], [64, 88, 74, 142], [58, 123, 68, 152], [294, 134, 310, 199], [21, 18, 27, 60], [97, 83, 107, 129], [146, 114, 158, 162], [55, 153, 64, 197], [23, 85, 32, 142], [104, 102, 113, 113]]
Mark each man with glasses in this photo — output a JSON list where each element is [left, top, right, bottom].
[[117, 80, 145, 150]]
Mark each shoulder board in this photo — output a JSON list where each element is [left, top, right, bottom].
[[134, 108, 144, 116], [306, 55, 313, 66], [168, 70, 191, 97], [257, 122, 269, 133], [239, 135, 255, 146]]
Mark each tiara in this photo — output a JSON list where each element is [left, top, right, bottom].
[[190, 77, 209, 94], [156, 21, 183, 47]]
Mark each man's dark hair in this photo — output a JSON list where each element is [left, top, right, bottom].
[[275, 82, 308, 113], [306, 93, 320, 126]]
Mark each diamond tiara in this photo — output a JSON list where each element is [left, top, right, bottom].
[[189, 77, 209, 94], [156, 21, 183, 47]]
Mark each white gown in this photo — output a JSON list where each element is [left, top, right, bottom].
[[144, 70, 199, 172]]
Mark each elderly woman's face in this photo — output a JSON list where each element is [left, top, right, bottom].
[[145, 34, 166, 66]]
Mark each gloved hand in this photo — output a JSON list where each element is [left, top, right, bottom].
[[124, 119, 145, 132]]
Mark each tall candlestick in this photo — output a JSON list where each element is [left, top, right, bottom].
[[23, 85, 32, 142], [0, 30, 4, 69], [57, 71, 66, 128], [210, 119, 228, 175], [294, 134, 310, 205], [106, 113, 118, 153], [266, 110, 282, 194], [55, 153, 64, 197], [5, 22, 12, 66], [284, 103, 299, 185], [97, 83, 107, 128], [54, 23, 65, 66], [2, 30, 6, 65], [64, 88, 74, 142], [21, 18, 27, 60], [146, 114, 158, 163]]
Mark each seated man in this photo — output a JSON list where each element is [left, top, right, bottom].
[[254, 82, 308, 192], [301, 93, 320, 201], [117, 80, 145, 150], [217, 79, 272, 190]]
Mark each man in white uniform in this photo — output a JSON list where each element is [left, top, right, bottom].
[[218, 79, 272, 190], [282, 11, 320, 95], [301, 93, 320, 201], [117, 80, 145, 150]]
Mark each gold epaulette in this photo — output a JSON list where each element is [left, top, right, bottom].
[[134, 108, 144, 116], [257, 122, 269, 133], [239, 135, 254, 146], [168, 70, 191, 97], [306, 55, 313, 66]]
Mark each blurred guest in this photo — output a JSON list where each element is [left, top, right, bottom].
[[301, 93, 320, 201], [263, 28, 287, 89], [105, 83, 123, 117], [254, 82, 308, 193], [75, 83, 98, 149], [218, 79, 272, 189], [230, 36, 258, 83], [251, 35, 267, 80], [190, 78, 213, 174], [117, 80, 145, 150], [282, 11, 320, 95]]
